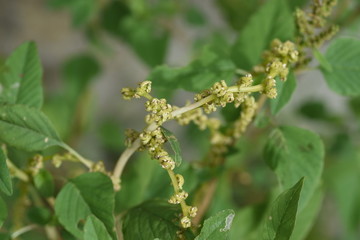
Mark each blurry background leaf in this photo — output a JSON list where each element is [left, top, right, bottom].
[[231, 0, 295, 70], [321, 37, 360, 96], [47, 0, 97, 27], [27, 207, 52, 225], [34, 169, 55, 198], [149, 44, 236, 92]]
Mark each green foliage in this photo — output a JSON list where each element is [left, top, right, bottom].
[[55, 172, 116, 240], [231, 0, 295, 70], [149, 44, 236, 92], [48, 0, 97, 26], [321, 37, 360, 96], [0, 1, 359, 239], [0, 41, 43, 109], [27, 207, 52, 225], [195, 209, 235, 240], [263, 126, 324, 209], [34, 169, 55, 198], [270, 74, 297, 115], [122, 200, 189, 240], [261, 178, 303, 240], [0, 148, 12, 195], [290, 188, 324, 240], [84, 215, 112, 240], [0, 104, 63, 152]]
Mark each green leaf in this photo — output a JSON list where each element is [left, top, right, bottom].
[[185, 7, 206, 26], [0, 104, 63, 152], [0, 41, 43, 109], [263, 126, 324, 209], [0, 148, 12, 195], [262, 178, 304, 240], [55, 172, 116, 240], [195, 209, 235, 240], [149, 44, 236, 92], [161, 127, 182, 166], [122, 200, 187, 240], [62, 54, 100, 100], [231, 0, 295, 70], [27, 207, 52, 225], [0, 196, 7, 228], [313, 49, 332, 72], [270, 73, 297, 115], [34, 169, 55, 198], [290, 188, 324, 240], [84, 215, 112, 240], [216, 0, 262, 31], [101, 1, 169, 68], [325, 135, 360, 238], [321, 37, 360, 96], [48, 0, 97, 26]]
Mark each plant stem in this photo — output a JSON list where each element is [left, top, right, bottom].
[[11, 224, 38, 239], [167, 169, 189, 216], [6, 160, 29, 182], [62, 144, 93, 169]]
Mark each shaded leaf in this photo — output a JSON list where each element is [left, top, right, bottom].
[[48, 0, 97, 26], [55, 172, 116, 240], [149, 44, 236, 92], [0, 104, 63, 152], [216, 0, 263, 31], [313, 49, 332, 72], [0, 41, 43, 109], [122, 200, 189, 240], [34, 169, 55, 198], [262, 178, 304, 240], [263, 126, 324, 209], [27, 207, 52, 225], [0, 148, 12, 195], [195, 209, 235, 240], [231, 0, 295, 70], [161, 127, 182, 166], [84, 215, 112, 240], [270, 73, 296, 115], [321, 37, 360, 96]]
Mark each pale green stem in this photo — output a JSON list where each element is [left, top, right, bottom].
[[11, 224, 38, 239], [6, 159, 29, 182], [62, 144, 93, 169]]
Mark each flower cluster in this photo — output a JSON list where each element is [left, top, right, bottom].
[[28, 154, 44, 176], [296, 0, 338, 48], [145, 98, 174, 125], [260, 39, 299, 98], [121, 81, 152, 100], [232, 96, 258, 139], [137, 127, 197, 228]]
